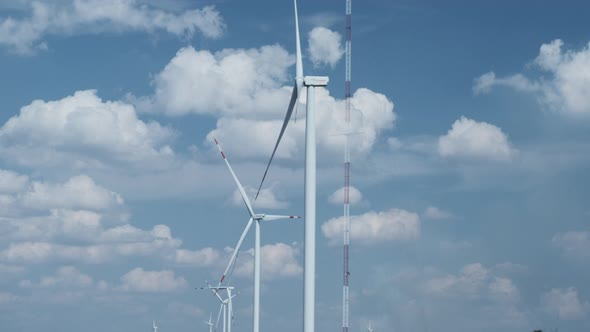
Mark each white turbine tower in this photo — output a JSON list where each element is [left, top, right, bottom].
[[255, 1, 328, 332], [204, 313, 214, 332], [367, 322, 374, 332], [152, 320, 158, 332], [213, 138, 301, 332]]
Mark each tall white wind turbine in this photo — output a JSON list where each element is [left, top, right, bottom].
[[213, 138, 301, 332], [255, 1, 329, 332]]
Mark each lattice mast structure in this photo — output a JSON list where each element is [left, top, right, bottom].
[[342, 0, 352, 332]]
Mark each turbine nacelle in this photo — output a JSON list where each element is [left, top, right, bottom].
[[304, 76, 329, 87], [253, 214, 301, 221]]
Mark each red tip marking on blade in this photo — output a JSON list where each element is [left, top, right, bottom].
[[220, 275, 225, 283], [214, 137, 219, 145], [221, 151, 226, 159]]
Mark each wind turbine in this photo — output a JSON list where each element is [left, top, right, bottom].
[[255, 1, 329, 332], [213, 137, 301, 332], [367, 322, 374, 332], [204, 313, 214, 332], [200, 284, 237, 332], [153, 320, 158, 332]]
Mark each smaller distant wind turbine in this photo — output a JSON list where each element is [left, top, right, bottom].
[[213, 138, 300, 332], [367, 322, 374, 332], [153, 320, 158, 332], [199, 283, 237, 332], [204, 313, 213, 332]]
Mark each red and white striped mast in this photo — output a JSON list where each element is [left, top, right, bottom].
[[342, 0, 352, 332]]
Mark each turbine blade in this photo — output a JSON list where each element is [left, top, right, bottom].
[[217, 217, 254, 287], [255, 84, 298, 199], [215, 302, 223, 330], [294, 0, 303, 81], [263, 215, 302, 221], [213, 138, 255, 217], [256, 1, 304, 199]]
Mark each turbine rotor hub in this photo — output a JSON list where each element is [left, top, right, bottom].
[[253, 214, 265, 220]]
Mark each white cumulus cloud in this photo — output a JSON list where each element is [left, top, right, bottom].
[[20, 175, 123, 211], [328, 186, 363, 205], [133, 45, 395, 160], [0, 0, 225, 54], [20, 266, 93, 288], [474, 39, 590, 115], [133, 45, 294, 117], [234, 242, 302, 280], [174, 248, 220, 267], [230, 185, 289, 210], [0, 90, 175, 170], [423, 206, 453, 220], [542, 287, 588, 320], [425, 263, 519, 303], [438, 116, 516, 161], [119, 268, 187, 293], [206, 87, 395, 161], [308, 27, 344, 68], [552, 230, 590, 260], [0, 170, 29, 194], [322, 208, 420, 245]]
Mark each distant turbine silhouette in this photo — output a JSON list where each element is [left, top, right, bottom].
[[204, 313, 213, 332]]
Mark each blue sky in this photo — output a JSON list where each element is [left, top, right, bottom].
[[1, 1, 590, 331]]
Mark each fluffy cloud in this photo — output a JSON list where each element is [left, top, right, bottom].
[[0, 170, 221, 266], [488, 277, 519, 302], [474, 39, 590, 115], [438, 116, 516, 161], [473, 72, 537, 95], [20, 266, 93, 288], [20, 175, 123, 211], [134, 45, 294, 117], [0, 90, 175, 170], [134, 45, 395, 159], [322, 208, 420, 245], [541, 288, 588, 320], [424, 263, 519, 302], [0, 220, 221, 266], [0, 172, 123, 218], [308, 27, 344, 68], [231, 186, 289, 210], [206, 87, 395, 161], [328, 186, 363, 205], [119, 268, 187, 293], [423, 206, 453, 220], [0, 170, 29, 194], [0, 0, 225, 54], [174, 247, 220, 267], [373, 263, 528, 330], [0, 223, 175, 264], [234, 242, 302, 280], [552, 230, 590, 260], [425, 263, 489, 297]]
